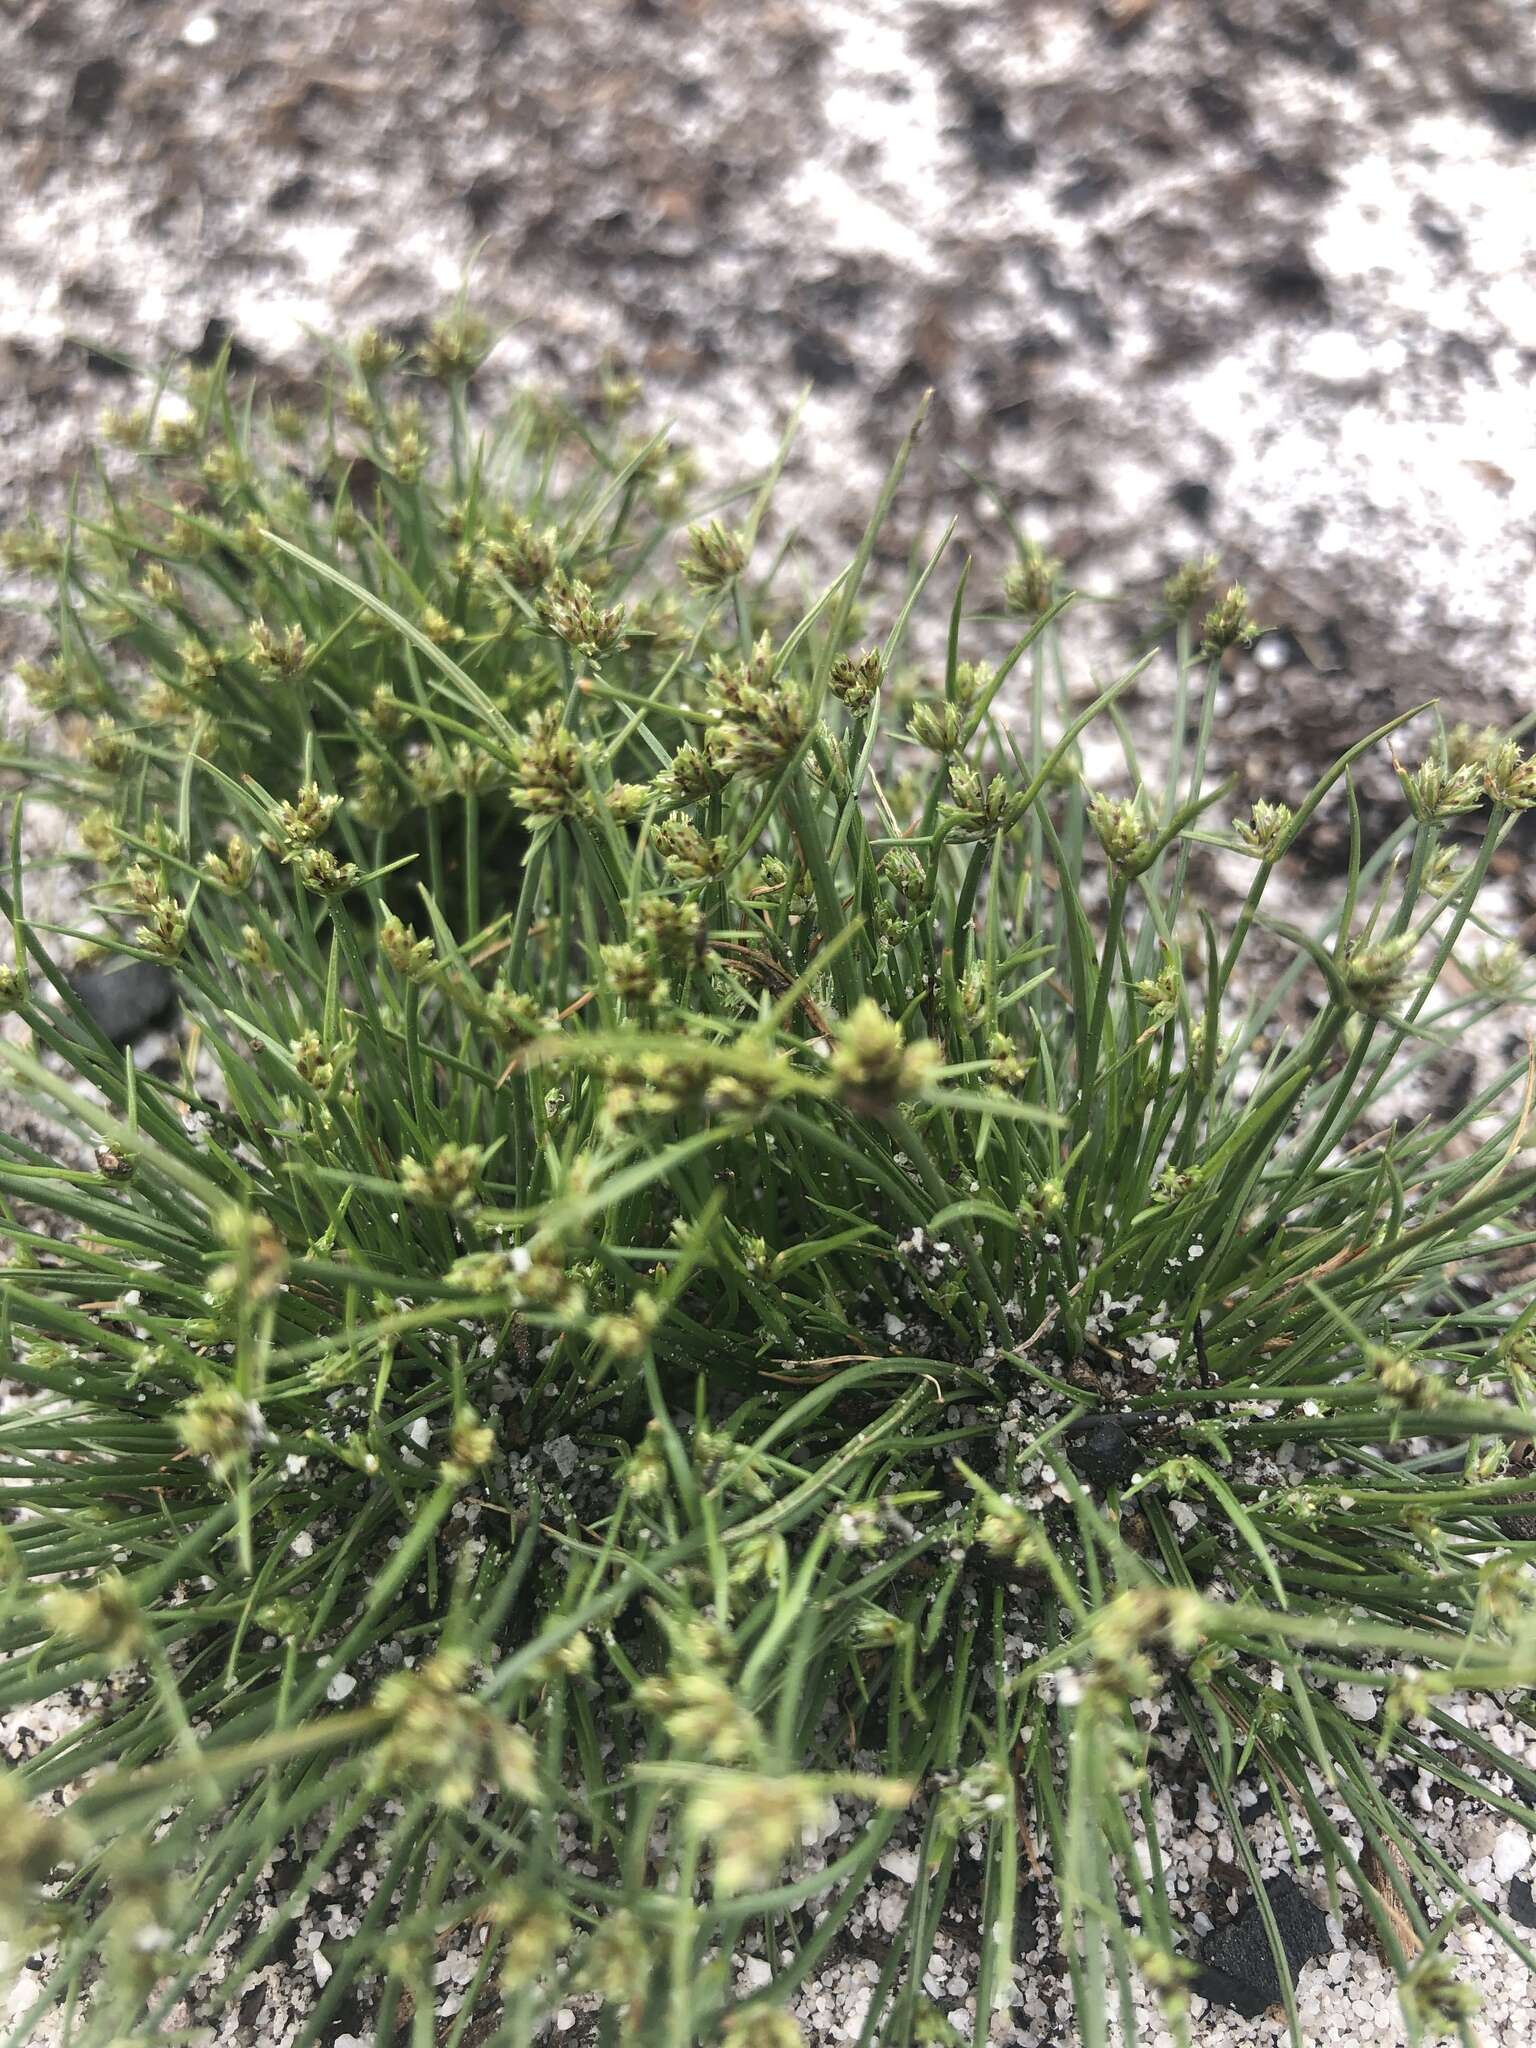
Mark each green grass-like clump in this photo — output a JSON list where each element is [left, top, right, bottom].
[[2, 322, 1535, 2046]]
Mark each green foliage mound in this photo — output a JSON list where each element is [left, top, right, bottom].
[[1, 323, 1534, 2046]]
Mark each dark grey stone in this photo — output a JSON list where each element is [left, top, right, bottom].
[[1062, 1415, 1142, 1490], [70, 959, 176, 1045], [1478, 89, 1536, 143], [268, 174, 316, 214], [69, 55, 123, 125], [790, 330, 857, 387], [1196, 1874, 1331, 2019]]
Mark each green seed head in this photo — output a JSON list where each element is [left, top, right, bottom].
[[275, 781, 340, 846], [40, 1570, 144, 1668], [1003, 539, 1061, 618], [1163, 553, 1219, 617], [443, 1404, 497, 1484], [418, 310, 492, 382], [354, 326, 403, 377], [1233, 796, 1294, 860], [907, 699, 963, 755], [656, 739, 725, 806], [0, 1776, 79, 1940], [722, 2005, 806, 2047], [1397, 753, 1484, 823], [293, 847, 359, 896], [1198, 582, 1260, 656], [1400, 1954, 1480, 2038], [134, 896, 189, 962], [600, 941, 667, 1006], [201, 831, 256, 892], [246, 619, 310, 681], [1088, 791, 1152, 873], [680, 518, 748, 592], [511, 705, 591, 819], [380, 915, 437, 982], [1341, 933, 1418, 1016], [537, 570, 627, 659], [480, 517, 558, 592], [177, 1386, 268, 1478], [941, 762, 1028, 839], [578, 1907, 652, 2006], [492, 1883, 570, 1990], [1369, 1345, 1440, 1411], [400, 1143, 484, 1211], [1483, 737, 1536, 810], [829, 999, 940, 1114], [828, 647, 883, 714], [686, 1772, 827, 1893], [654, 811, 729, 882]]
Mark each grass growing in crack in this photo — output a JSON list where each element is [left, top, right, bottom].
[[1, 323, 1535, 2046]]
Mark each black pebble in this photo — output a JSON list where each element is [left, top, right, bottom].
[[1509, 1874, 1536, 1929], [192, 316, 262, 374], [78, 342, 133, 380], [1061, 1415, 1141, 1490], [462, 170, 509, 230], [1253, 247, 1330, 315], [1055, 160, 1122, 213], [960, 84, 1036, 177], [268, 174, 316, 215], [473, 0, 525, 48], [990, 397, 1034, 433], [790, 331, 857, 387], [1012, 331, 1065, 366], [1170, 479, 1213, 522], [1310, 618, 1351, 672], [1189, 79, 1249, 130], [1416, 202, 1464, 252], [69, 56, 124, 126], [1478, 90, 1536, 144], [71, 960, 177, 1046], [1196, 1874, 1331, 2019]]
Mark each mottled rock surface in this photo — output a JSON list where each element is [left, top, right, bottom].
[[4, 0, 1536, 786]]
